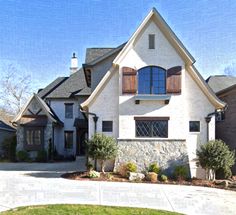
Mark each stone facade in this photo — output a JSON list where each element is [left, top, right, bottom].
[[114, 139, 189, 175]]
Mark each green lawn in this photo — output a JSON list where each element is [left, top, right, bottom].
[[1, 204, 182, 215]]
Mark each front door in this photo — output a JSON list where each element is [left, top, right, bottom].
[[77, 130, 88, 156]]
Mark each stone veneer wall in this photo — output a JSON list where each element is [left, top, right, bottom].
[[114, 139, 189, 175], [16, 122, 53, 158]]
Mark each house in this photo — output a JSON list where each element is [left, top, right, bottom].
[[80, 8, 226, 178], [0, 119, 16, 156], [207, 75, 236, 174], [13, 8, 226, 178]]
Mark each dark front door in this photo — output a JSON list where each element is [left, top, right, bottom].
[[77, 130, 88, 156]]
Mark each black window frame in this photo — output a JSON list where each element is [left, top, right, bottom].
[[149, 34, 155, 49], [102, 121, 113, 132], [64, 131, 73, 149], [189, 121, 200, 132], [135, 117, 169, 138], [138, 66, 166, 95], [65, 103, 74, 119], [24, 127, 44, 150]]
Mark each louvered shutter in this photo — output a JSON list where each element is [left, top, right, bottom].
[[166, 66, 182, 93], [122, 67, 137, 94]]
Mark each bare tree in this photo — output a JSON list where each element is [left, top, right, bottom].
[[0, 64, 32, 114]]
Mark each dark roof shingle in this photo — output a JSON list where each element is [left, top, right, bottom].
[[0, 120, 16, 132]]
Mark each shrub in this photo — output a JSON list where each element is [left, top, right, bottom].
[[173, 165, 188, 181], [117, 163, 128, 177], [160, 174, 168, 182], [36, 149, 47, 162], [148, 163, 160, 174], [86, 162, 93, 171], [126, 162, 137, 173], [197, 139, 235, 180], [1, 135, 17, 161], [87, 170, 100, 178], [87, 133, 118, 173], [17, 150, 29, 162]]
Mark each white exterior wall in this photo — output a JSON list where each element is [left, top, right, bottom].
[[87, 18, 216, 178]]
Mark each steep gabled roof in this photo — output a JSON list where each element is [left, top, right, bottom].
[[45, 68, 91, 98], [38, 77, 68, 99], [85, 48, 114, 64], [81, 8, 226, 110], [206, 75, 236, 93], [12, 94, 63, 124]]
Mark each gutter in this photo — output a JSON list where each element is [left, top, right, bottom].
[[80, 108, 98, 134]]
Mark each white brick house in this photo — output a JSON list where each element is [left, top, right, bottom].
[[81, 8, 226, 178]]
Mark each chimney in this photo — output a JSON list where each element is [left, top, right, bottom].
[[70, 53, 78, 75]]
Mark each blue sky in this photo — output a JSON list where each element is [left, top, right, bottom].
[[0, 0, 236, 91]]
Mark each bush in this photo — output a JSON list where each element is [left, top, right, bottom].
[[126, 162, 137, 173], [87, 170, 100, 178], [148, 163, 160, 174], [197, 139, 235, 180], [1, 135, 17, 161], [160, 174, 168, 182], [173, 165, 188, 181], [17, 150, 29, 162], [86, 162, 93, 171], [87, 133, 118, 173], [36, 149, 47, 162]]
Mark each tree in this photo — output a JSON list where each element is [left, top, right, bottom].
[[0, 64, 32, 114], [86, 133, 118, 174], [197, 140, 235, 180]]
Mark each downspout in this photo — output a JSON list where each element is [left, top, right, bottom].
[[80, 107, 99, 170]]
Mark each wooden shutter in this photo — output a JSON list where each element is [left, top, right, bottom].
[[122, 67, 137, 94], [166, 66, 182, 94]]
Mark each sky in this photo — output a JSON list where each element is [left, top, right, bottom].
[[0, 0, 236, 92]]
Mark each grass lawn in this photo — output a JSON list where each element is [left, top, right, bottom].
[[1, 204, 182, 215]]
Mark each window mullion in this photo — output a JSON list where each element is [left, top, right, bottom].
[[150, 67, 153, 94]]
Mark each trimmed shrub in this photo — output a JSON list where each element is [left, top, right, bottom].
[[17, 150, 29, 162], [160, 174, 168, 182], [36, 149, 47, 162], [87, 170, 100, 178], [86, 162, 93, 171], [126, 162, 137, 173], [87, 133, 118, 173], [197, 139, 235, 180], [148, 163, 160, 174], [173, 165, 188, 181]]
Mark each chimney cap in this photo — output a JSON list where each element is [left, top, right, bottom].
[[72, 53, 76, 58]]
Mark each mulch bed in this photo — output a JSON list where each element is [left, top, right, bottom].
[[61, 172, 236, 191]]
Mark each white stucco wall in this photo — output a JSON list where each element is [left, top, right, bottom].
[[87, 18, 216, 178]]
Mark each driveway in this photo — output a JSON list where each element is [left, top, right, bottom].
[[0, 163, 235, 215]]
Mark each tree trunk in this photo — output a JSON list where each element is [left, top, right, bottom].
[[206, 169, 215, 181], [101, 160, 105, 174]]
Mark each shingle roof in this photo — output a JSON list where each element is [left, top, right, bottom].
[[206, 75, 236, 93], [45, 68, 91, 98], [38, 77, 68, 99], [85, 48, 114, 64], [0, 120, 16, 132]]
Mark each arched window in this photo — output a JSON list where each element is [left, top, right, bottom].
[[138, 66, 166, 94]]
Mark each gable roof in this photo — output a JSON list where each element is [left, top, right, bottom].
[[12, 94, 63, 125], [45, 68, 91, 98], [206, 75, 236, 93], [81, 8, 226, 110], [85, 48, 114, 64], [38, 77, 68, 99], [0, 120, 16, 132]]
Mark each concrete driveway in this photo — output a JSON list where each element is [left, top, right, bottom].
[[0, 162, 235, 215]]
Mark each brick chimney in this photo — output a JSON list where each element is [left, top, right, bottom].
[[70, 53, 78, 75]]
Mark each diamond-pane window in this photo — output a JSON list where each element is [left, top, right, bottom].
[[136, 120, 168, 138]]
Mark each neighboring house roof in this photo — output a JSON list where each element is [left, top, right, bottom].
[[81, 7, 226, 110], [45, 68, 91, 99], [12, 94, 63, 125], [216, 83, 236, 96], [38, 77, 68, 99], [85, 48, 114, 64], [206, 75, 236, 93], [0, 120, 16, 132]]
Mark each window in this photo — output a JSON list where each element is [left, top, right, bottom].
[[138, 66, 166, 94], [135, 118, 168, 138], [65, 103, 73, 118], [64, 131, 73, 149], [102, 121, 113, 132], [25, 128, 43, 150], [189, 121, 200, 132], [216, 112, 225, 122], [149, 34, 155, 49]]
